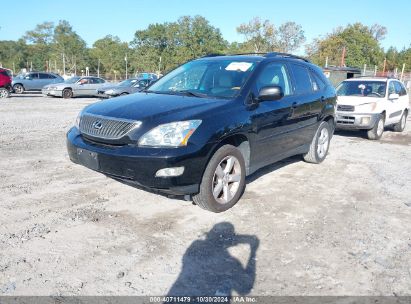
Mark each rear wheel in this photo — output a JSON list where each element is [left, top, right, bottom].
[[303, 121, 332, 164], [367, 114, 385, 140], [62, 88, 73, 99], [193, 145, 246, 213], [13, 84, 24, 94], [393, 110, 407, 132], [0, 88, 10, 99]]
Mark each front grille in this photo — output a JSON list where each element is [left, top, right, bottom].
[[79, 114, 141, 140], [337, 105, 355, 112], [337, 116, 355, 125]]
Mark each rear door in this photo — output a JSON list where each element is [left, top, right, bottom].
[[37, 73, 51, 90], [286, 63, 320, 147]]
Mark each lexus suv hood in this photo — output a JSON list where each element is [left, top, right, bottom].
[[337, 96, 380, 106], [83, 92, 230, 122]]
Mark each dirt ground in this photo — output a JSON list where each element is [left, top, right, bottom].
[[0, 94, 410, 296]]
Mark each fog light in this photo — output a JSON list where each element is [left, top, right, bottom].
[[155, 167, 185, 177], [361, 117, 371, 125]]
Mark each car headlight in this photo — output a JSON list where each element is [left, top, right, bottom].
[[139, 120, 202, 147], [105, 89, 114, 95], [356, 102, 377, 112]]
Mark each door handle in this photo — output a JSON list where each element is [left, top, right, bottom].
[[320, 96, 326, 102]]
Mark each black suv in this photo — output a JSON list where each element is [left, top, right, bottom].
[[67, 53, 336, 212]]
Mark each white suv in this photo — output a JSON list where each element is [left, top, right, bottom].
[[336, 77, 409, 139]]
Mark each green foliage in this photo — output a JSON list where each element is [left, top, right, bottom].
[[131, 16, 227, 74], [1, 17, 410, 77], [306, 23, 385, 68], [236, 17, 305, 53], [90, 35, 129, 76]]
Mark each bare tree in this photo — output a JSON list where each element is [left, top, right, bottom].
[[277, 22, 306, 53]]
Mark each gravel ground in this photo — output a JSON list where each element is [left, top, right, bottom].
[[0, 94, 410, 296]]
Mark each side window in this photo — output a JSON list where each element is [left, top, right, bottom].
[[39, 73, 49, 79], [30, 73, 39, 79], [400, 82, 407, 96], [255, 62, 292, 96], [394, 81, 407, 96], [290, 64, 313, 95], [309, 70, 325, 92], [48, 74, 56, 79], [388, 81, 396, 95], [94, 78, 104, 84]]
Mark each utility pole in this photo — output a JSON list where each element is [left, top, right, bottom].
[[97, 59, 100, 78], [382, 58, 387, 74], [374, 65, 378, 76], [325, 56, 328, 68], [363, 64, 367, 76], [62, 53, 66, 76], [400, 63, 405, 81], [340, 46, 346, 67], [125, 54, 128, 79]]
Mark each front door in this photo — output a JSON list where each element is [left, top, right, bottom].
[[249, 61, 297, 167]]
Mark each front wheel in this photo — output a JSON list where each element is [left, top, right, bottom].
[[193, 145, 246, 213], [367, 114, 385, 140], [62, 88, 73, 99], [13, 84, 24, 94], [393, 110, 407, 132], [303, 121, 332, 164]]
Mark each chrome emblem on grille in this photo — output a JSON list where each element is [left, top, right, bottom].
[[92, 121, 103, 130]]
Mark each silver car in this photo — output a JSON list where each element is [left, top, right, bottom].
[[12, 72, 64, 93], [96, 78, 154, 98], [42, 76, 107, 99]]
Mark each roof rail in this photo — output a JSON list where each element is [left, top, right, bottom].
[[264, 52, 310, 62], [202, 52, 310, 62], [201, 53, 224, 58], [355, 75, 395, 79]]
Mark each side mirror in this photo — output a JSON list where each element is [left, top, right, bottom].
[[258, 86, 284, 102], [388, 93, 399, 100]]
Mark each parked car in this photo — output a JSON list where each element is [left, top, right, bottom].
[[12, 72, 64, 93], [336, 77, 409, 139], [96, 78, 154, 98], [42, 76, 107, 98], [0, 68, 12, 99], [67, 53, 336, 212], [135, 72, 159, 80]]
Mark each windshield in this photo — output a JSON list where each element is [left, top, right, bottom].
[[118, 79, 137, 87], [147, 59, 257, 99], [64, 76, 80, 84], [337, 80, 386, 98]]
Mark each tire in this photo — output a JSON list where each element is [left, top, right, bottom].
[[303, 121, 332, 164], [13, 84, 24, 94], [0, 88, 10, 99], [193, 145, 246, 213], [366, 114, 385, 140], [62, 88, 73, 99], [393, 110, 407, 132]]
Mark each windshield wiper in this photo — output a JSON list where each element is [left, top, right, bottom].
[[175, 90, 209, 98]]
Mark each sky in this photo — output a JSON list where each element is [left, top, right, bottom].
[[1, 0, 410, 54]]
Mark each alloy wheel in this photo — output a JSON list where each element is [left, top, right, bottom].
[[317, 127, 329, 158], [212, 155, 242, 204]]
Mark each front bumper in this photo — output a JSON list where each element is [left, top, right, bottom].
[[336, 112, 380, 130], [66, 127, 210, 195], [42, 88, 62, 97]]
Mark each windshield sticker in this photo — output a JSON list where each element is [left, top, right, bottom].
[[225, 62, 253, 72]]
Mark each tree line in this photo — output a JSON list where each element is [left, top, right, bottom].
[[0, 16, 410, 78]]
